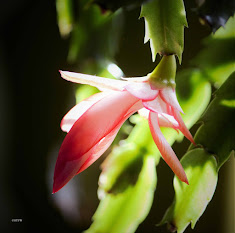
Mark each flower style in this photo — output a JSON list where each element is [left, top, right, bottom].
[[53, 56, 195, 193]]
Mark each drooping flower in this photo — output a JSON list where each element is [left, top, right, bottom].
[[53, 55, 195, 193]]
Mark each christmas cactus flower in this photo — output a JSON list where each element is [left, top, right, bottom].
[[53, 55, 195, 193]]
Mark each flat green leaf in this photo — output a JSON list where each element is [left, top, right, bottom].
[[176, 69, 211, 133], [140, 0, 187, 62], [192, 72, 235, 168], [85, 154, 157, 233], [192, 17, 235, 88], [159, 149, 218, 233], [212, 16, 235, 39], [99, 143, 144, 195]]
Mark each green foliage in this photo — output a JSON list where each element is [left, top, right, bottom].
[[64, 0, 123, 64], [159, 149, 218, 233], [160, 73, 235, 233], [140, 0, 187, 62], [169, 69, 212, 143], [192, 72, 235, 169], [192, 17, 235, 88], [56, 0, 74, 37], [85, 131, 158, 233]]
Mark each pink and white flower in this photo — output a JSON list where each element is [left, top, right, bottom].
[[53, 57, 195, 193]]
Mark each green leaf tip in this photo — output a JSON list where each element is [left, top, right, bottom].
[[140, 0, 188, 62], [159, 149, 218, 233]]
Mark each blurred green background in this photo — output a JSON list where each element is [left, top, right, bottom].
[[0, 1, 233, 233]]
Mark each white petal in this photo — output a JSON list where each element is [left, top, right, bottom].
[[124, 82, 159, 100], [121, 76, 149, 82], [158, 114, 179, 128], [138, 108, 149, 119], [138, 105, 178, 128], [107, 63, 123, 78], [160, 87, 184, 113], [143, 96, 179, 128], [142, 96, 168, 114], [60, 71, 127, 91]]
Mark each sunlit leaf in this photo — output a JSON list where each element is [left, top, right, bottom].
[[192, 72, 235, 168], [212, 16, 235, 39], [159, 149, 218, 233], [85, 154, 157, 233], [192, 17, 235, 88], [140, 0, 187, 62]]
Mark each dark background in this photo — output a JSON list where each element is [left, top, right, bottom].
[[0, 1, 233, 233]]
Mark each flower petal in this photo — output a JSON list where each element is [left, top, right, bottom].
[[76, 127, 119, 174], [121, 76, 149, 82], [61, 92, 110, 133], [124, 82, 159, 101], [77, 100, 142, 174], [143, 96, 179, 127], [143, 96, 168, 114], [138, 107, 179, 129], [53, 125, 120, 194], [148, 112, 188, 184], [53, 91, 140, 193], [160, 87, 184, 113], [172, 108, 196, 145], [138, 108, 149, 119], [60, 71, 127, 91], [158, 114, 179, 128]]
